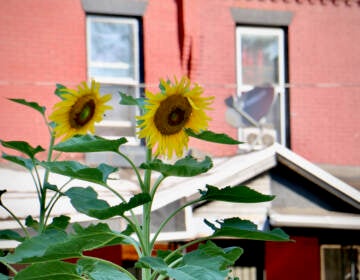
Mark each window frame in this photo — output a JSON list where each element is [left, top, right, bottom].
[[86, 15, 141, 144], [320, 244, 360, 280], [236, 26, 287, 146]]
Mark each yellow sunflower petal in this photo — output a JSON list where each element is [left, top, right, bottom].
[[49, 80, 112, 141], [137, 76, 213, 159]]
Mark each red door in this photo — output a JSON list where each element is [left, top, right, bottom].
[[265, 236, 320, 280]]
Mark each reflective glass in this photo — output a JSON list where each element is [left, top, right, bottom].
[[89, 20, 135, 79], [241, 34, 279, 85]]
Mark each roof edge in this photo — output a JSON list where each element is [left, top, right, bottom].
[[273, 143, 360, 209]]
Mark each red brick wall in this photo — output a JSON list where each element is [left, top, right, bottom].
[[228, 0, 360, 164], [0, 0, 359, 164], [188, 0, 238, 157], [287, 4, 360, 165], [0, 0, 86, 158]]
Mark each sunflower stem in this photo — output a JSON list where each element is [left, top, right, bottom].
[[39, 133, 55, 233], [117, 150, 145, 191], [0, 202, 29, 238], [142, 147, 153, 280], [0, 260, 18, 276], [150, 197, 202, 248]]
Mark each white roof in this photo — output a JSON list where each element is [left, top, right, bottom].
[[0, 143, 359, 247]]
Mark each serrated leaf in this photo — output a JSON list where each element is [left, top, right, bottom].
[[186, 129, 242, 145], [200, 185, 275, 203], [137, 241, 242, 280], [1, 152, 34, 170], [40, 161, 117, 186], [0, 140, 45, 159], [140, 156, 213, 177], [65, 186, 151, 220], [0, 230, 25, 242], [3, 223, 127, 264], [119, 92, 145, 108], [183, 241, 243, 271], [3, 229, 68, 264], [206, 218, 290, 241], [8, 98, 46, 115], [55, 84, 67, 99], [14, 261, 82, 280], [53, 134, 127, 153], [77, 259, 133, 280], [136, 256, 168, 270], [47, 215, 71, 231], [25, 216, 39, 231]]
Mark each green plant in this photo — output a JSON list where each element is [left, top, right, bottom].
[[0, 78, 289, 279]]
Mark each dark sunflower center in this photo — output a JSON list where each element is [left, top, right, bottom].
[[154, 95, 192, 135], [69, 96, 96, 128]]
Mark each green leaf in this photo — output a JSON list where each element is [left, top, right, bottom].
[[186, 129, 242, 145], [53, 134, 127, 153], [159, 81, 166, 93], [8, 98, 46, 116], [1, 152, 34, 170], [55, 84, 67, 99], [137, 241, 242, 280], [0, 140, 45, 159], [71, 223, 128, 248], [3, 224, 127, 264], [65, 186, 151, 220], [200, 185, 275, 203], [140, 156, 213, 177], [183, 241, 243, 271], [40, 161, 117, 186], [3, 229, 69, 264], [44, 182, 59, 192], [206, 218, 290, 241], [46, 215, 71, 231], [14, 261, 83, 280], [77, 259, 133, 280], [119, 92, 145, 108], [25, 216, 39, 231], [0, 230, 25, 242], [157, 250, 183, 265]]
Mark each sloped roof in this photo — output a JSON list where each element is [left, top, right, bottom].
[[153, 143, 360, 240], [0, 144, 359, 247], [152, 143, 359, 211]]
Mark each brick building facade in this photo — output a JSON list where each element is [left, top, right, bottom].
[[0, 0, 359, 166]]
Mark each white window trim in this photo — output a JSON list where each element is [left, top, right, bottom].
[[86, 15, 141, 144], [86, 15, 140, 84], [236, 26, 286, 145]]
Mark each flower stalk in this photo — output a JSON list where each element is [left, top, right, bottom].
[[0, 77, 289, 279]]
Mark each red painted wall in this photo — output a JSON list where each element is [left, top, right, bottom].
[[265, 236, 321, 280], [0, 0, 359, 164]]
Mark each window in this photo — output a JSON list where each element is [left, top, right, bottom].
[[235, 26, 287, 149], [86, 15, 141, 144], [321, 245, 360, 280]]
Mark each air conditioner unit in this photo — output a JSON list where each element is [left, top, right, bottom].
[[240, 127, 277, 149]]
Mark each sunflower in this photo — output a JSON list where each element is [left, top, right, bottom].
[[49, 80, 112, 140], [137, 76, 214, 158]]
